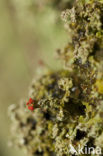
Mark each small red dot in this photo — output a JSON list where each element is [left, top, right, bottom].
[[28, 106, 34, 111], [29, 98, 34, 104], [26, 98, 35, 112]]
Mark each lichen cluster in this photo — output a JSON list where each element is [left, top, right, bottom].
[[9, 0, 103, 156], [59, 0, 103, 66]]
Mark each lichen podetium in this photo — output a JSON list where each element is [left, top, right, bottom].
[[9, 0, 103, 156]]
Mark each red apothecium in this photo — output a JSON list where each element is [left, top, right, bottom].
[[26, 98, 35, 111]]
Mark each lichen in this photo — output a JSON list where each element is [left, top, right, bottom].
[[9, 0, 103, 156], [60, 0, 103, 65]]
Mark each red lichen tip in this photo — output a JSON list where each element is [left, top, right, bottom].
[[28, 105, 34, 111], [26, 102, 29, 105], [26, 98, 35, 111], [29, 98, 34, 104]]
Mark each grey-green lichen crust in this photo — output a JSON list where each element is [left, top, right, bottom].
[[9, 0, 103, 156], [59, 0, 103, 67], [9, 66, 103, 156]]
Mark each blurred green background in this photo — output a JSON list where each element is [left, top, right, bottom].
[[0, 0, 68, 156]]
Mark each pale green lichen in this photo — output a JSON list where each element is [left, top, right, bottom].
[[9, 0, 103, 156], [60, 0, 103, 65]]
